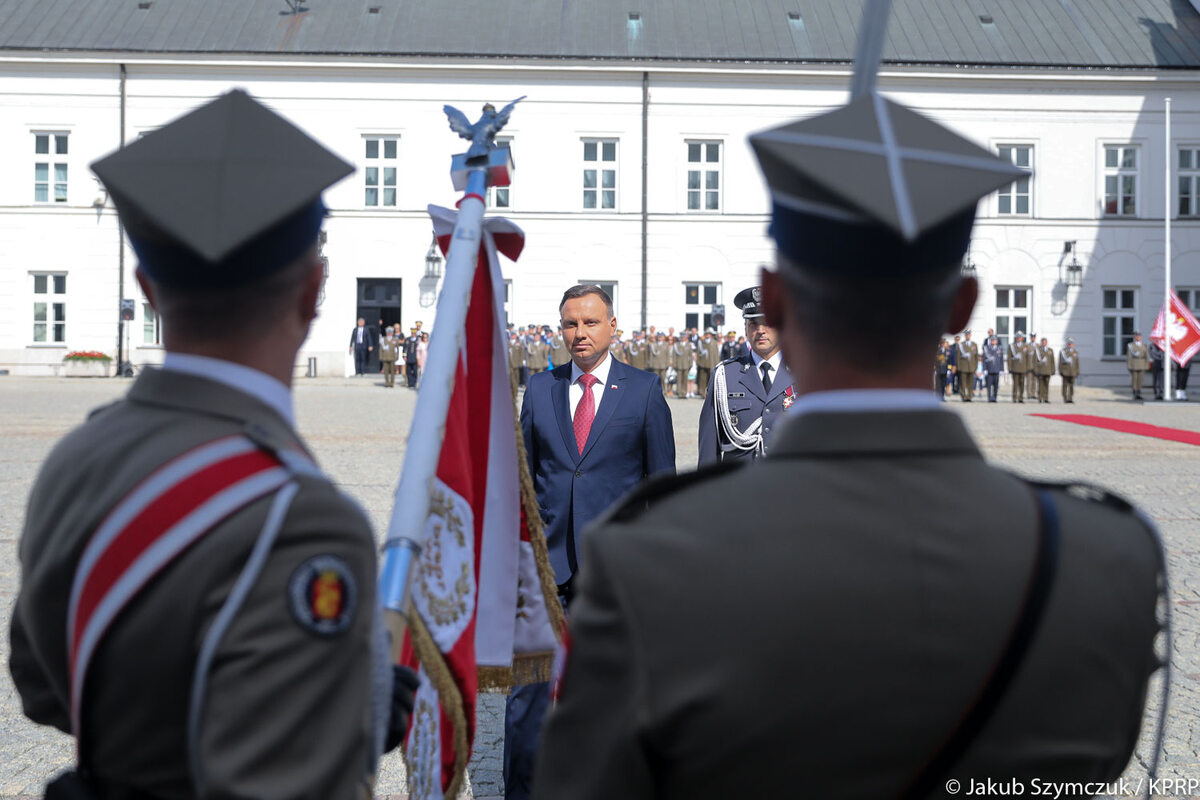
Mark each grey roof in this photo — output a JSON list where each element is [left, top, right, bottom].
[[4, 0, 1200, 69]]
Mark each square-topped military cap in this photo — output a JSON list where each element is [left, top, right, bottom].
[[92, 89, 353, 289], [749, 0, 1027, 278]]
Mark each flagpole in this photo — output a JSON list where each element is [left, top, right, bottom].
[[378, 165, 488, 657], [1165, 96, 1173, 401]]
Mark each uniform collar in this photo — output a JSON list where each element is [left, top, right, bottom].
[[750, 349, 783, 373], [772, 392, 979, 460], [787, 388, 943, 418], [570, 351, 613, 385], [161, 352, 294, 426]]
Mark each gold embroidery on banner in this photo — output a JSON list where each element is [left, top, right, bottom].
[[417, 487, 473, 629], [404, 614, 469, 800], [406, 696, 439, 798]]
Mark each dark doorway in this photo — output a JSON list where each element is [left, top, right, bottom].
[[357, 278, 402, 375]]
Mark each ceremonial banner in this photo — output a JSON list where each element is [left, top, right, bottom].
[[400, 207, 562, 800], [1150, 290, 1200, 367]]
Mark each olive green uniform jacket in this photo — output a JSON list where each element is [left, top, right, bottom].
[[9, 369, 378, 800], [535, 408, 1159, 800], [624, 340, 648, 371], [549, 336, 570, 369], [527, 340, 550, 372]]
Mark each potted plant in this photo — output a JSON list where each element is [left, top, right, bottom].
[[62, 350, 113, 378]]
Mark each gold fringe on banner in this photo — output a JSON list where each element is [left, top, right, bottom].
[[477, 651, 556, 693], [510, 369, 568, 642], [405, 613, 470, 800]]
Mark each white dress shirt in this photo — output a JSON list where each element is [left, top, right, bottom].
[[750, 349, 784, 389], [568, 352, 613, 418], [161, 352, 295, 426]]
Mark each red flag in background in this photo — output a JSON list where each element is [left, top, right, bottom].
[[1151, 290, 1200, 367], [401, 207, 561, 800]]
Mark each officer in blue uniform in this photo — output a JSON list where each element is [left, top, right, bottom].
[[697, 286, 794, 465]]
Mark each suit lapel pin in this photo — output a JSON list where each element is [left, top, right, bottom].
[[611, 384, 618, 390]]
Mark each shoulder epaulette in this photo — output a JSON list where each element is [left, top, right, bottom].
[[601, 460, 746, 525], [87, 400, 122, 420], [1018, 477, 1137, 514]]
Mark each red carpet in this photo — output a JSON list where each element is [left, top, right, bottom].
[[1030, 414, 1200, 446]]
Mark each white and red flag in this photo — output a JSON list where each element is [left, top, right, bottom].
[[1150, 290, 1200, 367], [397, 206, 562, 800]]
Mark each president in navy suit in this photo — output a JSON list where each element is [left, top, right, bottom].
[[505, 283, 675, 800]]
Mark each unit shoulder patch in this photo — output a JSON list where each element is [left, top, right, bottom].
[[288, 554, 358, 636]]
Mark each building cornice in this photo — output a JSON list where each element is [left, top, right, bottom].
[[4, 51, 1200, 88]]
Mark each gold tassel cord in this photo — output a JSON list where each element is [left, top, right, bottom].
[[510, 369, 568, 641], [406, 612, 470, 800]]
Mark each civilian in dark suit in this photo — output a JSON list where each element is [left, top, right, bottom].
[[505, 283, 675, 800], [348, 317, 373, 375]]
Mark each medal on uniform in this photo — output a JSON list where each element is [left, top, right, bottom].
[[782, 385, 795, 409]]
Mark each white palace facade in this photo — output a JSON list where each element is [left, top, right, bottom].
[[2, 0, 1200, 382]]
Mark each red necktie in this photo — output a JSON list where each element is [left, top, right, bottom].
[[574, 373, 599, 454]]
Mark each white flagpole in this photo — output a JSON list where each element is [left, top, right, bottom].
[[378, 167, 487, 655], [1165, 97, 1173, 401]]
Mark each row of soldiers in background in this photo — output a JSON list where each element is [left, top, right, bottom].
[[507, 323, 752, 400], [935, 330, 1080, 403]]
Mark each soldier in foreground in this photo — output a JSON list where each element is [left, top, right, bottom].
[[533, 17, 1162, 796], [9, 91, 414, 800], [697, 287, 794, 464]]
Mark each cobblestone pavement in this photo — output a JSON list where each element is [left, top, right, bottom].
[[1, 377, 1198, 798]]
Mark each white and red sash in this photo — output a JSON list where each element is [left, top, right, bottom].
[[66, 435, 292, 740]]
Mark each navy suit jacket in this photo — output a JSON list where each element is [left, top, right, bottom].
[[521, 358, 676, 584]]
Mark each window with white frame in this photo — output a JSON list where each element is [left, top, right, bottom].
[[363, 136, 398, 207], [1102, 145, 1138, 217], [582, 139, 617, 210], [994, 286, 1031, 350], [996, 145, 1032, 215], [579, 280, 618, 311], [1176, 287, 1200, 316], [488, 137, 513, 209], [503, 279, 514, 325], [685, 141, 722, 211], [32, 273, 67, 343], [1178, 148, 1200, 217], [34, 132, 69, 204], [1102, 287, 1138, 357], [143, 302, 161, 345], [684, 282, 720, 330]]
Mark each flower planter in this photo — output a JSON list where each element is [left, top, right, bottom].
[[64, 360, 112, 378]]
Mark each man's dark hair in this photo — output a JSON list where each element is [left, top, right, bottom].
[[559, 284, 614, 318], [777, 254, 961, 370], [147, 245, 319, 343]]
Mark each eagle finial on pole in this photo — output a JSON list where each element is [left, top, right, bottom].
[[443, 96, 526, 160]]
